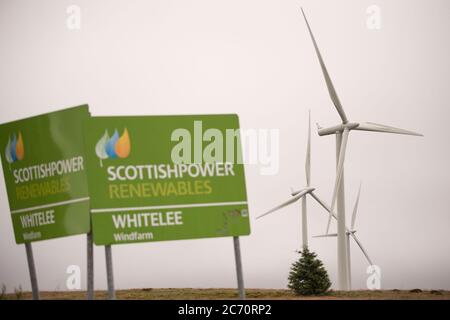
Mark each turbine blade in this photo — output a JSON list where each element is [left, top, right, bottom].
[[301, 8, 348, 124], [310, 192, 337, 220], [257, 189, 308, 219], [311, 191, 369, 264], [326, 128, 350, 233], [354, 122, 423, 136], [310, 192, 340, 234], [351, 182, 362, 230], [305, 110, 311, 186], [351, 233, 373, 266], [313, 233, 338, 238]]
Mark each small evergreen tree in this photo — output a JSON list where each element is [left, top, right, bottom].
[[288, 248, 331, 295]]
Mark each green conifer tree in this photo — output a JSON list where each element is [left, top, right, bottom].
[[288, 247, 331, 295]]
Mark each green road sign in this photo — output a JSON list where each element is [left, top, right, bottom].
[[0, 105, 91, 244], [84, 114, 250, 245]]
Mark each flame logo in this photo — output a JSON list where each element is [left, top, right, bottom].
[[95, 128, 130, 166], [5, 132, 24, 167]]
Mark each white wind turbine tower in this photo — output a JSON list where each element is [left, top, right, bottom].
[[314, 183, 373, 289], [301, 8, 423, 290]]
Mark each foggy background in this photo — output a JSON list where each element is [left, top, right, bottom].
[[0, 0, 449, 292]]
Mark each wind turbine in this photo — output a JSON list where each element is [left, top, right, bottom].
[[314, 183, 372, 289], [257, 110, 318, 250], [301, 8, 423, 290]]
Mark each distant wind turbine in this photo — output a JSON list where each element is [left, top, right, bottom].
[[314, 183, 372, 289], [257, 111, 327, 250]]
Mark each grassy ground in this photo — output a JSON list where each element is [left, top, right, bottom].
[[2, 288, 450, 300]]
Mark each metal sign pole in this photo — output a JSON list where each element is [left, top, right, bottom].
[[87, 232, 94, 300], [232, 236, 245, 300], [24, 243, 40, 300], [105, 245, 115, 300]]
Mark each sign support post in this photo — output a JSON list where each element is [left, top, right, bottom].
[[105, 245, 115, 300], [87, 232, 94, 300], [233, 236, 245, 300], [25, 243, 40, 300]]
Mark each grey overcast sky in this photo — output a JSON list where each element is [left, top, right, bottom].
[[0, 0, 449, 292]]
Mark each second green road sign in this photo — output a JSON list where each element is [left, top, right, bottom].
[[0, 105, 91, 243], [84, 114, 250, 245]]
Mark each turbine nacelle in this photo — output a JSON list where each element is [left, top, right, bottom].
[[314, 229, 356, 238], [291, 187, 315, 197], [317, 123, 360, 136]]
